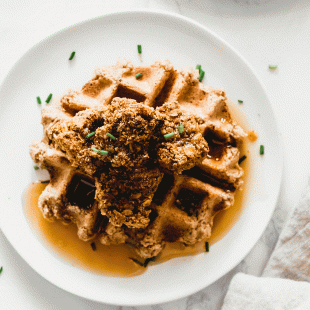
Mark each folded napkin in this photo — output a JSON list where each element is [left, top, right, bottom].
[[222, 178, 310, 310]]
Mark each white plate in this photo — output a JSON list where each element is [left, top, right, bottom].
[[0, 10, 282, 306]]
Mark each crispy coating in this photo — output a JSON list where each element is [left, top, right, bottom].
[[45, 98, 210, 228], [49, 98, 159, 174], [47, 108, 106, 175], [156, 102, 209, 174], [95, 167, 163, 228], [92, 98, 158, 169]]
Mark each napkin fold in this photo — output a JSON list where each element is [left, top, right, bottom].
[[222, 177, 310, 310]]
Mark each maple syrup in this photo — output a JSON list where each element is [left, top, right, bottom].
[[24, 100, 252, 277], [23, 153, 248, 277]]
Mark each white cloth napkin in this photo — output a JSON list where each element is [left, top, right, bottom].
[[222, 178, 310, 310]]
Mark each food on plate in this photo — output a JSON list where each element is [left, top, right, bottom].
[[248, 130, 258, 142], [30, 59, 247, 262]]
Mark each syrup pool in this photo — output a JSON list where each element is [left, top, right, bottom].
[[24, 100, 253, 277]]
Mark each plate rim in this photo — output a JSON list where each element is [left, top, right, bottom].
[[0, 9, 283, 306]]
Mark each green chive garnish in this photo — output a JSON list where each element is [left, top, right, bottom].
[[260, 145, 264, 155], [107, 133, 116, 140], [0, 266, 3, 274], [238, 100, 243, 103], [45, 93, 53, 103], [178, 123, 184, 134], [137, 45, 142, 54], [36, 96, 41, 104], [199, 70, 205, 82], [91, 147, 108, 156], [269, 65, 277, 69], [34, 165, 39, 170], [86, 132, 96, 139], [205, 242, 209, 252], [69, 51, 75, 60], [90, 242, 96, 251], [135, 73, 142, 79], [238, 155, 247, 164], [196, 64, 205, 82], [164, 132, 175, 139]]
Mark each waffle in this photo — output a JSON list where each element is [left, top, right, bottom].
[[30, 59, 247, 260], [30, 140, 102, 242], [61, 59, 173, 112]]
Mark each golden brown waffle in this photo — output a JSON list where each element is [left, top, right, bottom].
[[30, 59, 247, 259], [30, 102, 104, 241], [121, 174, 234, 259], [61, 59, 173, 112], [30, 141, 102, 242]]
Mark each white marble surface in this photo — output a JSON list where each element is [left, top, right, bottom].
[[0, 0, 310, 309]]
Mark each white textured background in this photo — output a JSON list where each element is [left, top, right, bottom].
[[1, 0, 310, 309]]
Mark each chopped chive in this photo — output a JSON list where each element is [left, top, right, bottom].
[[91, 147, 108, 156], [260, 145, 264, 155], [199, 70, 205, 82], [135, 73, 142, 79], [238, 100, 243, 103], [0, 266, 3, 274], [196, 64, 205, 82], [69, 51, 75, 60], [178, 123, 184, 134], [34, 165, 39, 170], [129, 257, 144, 267], [106, 133, 116, 140], [90, 242, 96, 251], [143, 256, 157, 267], [269, 65, 277, 70], [238, 155, 247, 164], [164, 132, 175, 139], [86, 132, 96, 139], [36, 96, 41, 104], [137, 45, 142, 54], [45, 93, 53, 103], [205, 242, 209, 252]]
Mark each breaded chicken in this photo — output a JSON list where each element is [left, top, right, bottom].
[[43, 97, 208, 228]]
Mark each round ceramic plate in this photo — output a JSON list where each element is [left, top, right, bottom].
[[0, 10, 282, 306]]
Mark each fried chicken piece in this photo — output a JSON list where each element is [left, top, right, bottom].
[[47, 98, 164, 228], [92, 97, 158, 169], [45, 97, 210, 229], [48, 98, 208, 177], [47, 97, 159, 175], [46, 107, 106, 175], [155, 102, 209, 174], [95, 167, 163, 228]]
